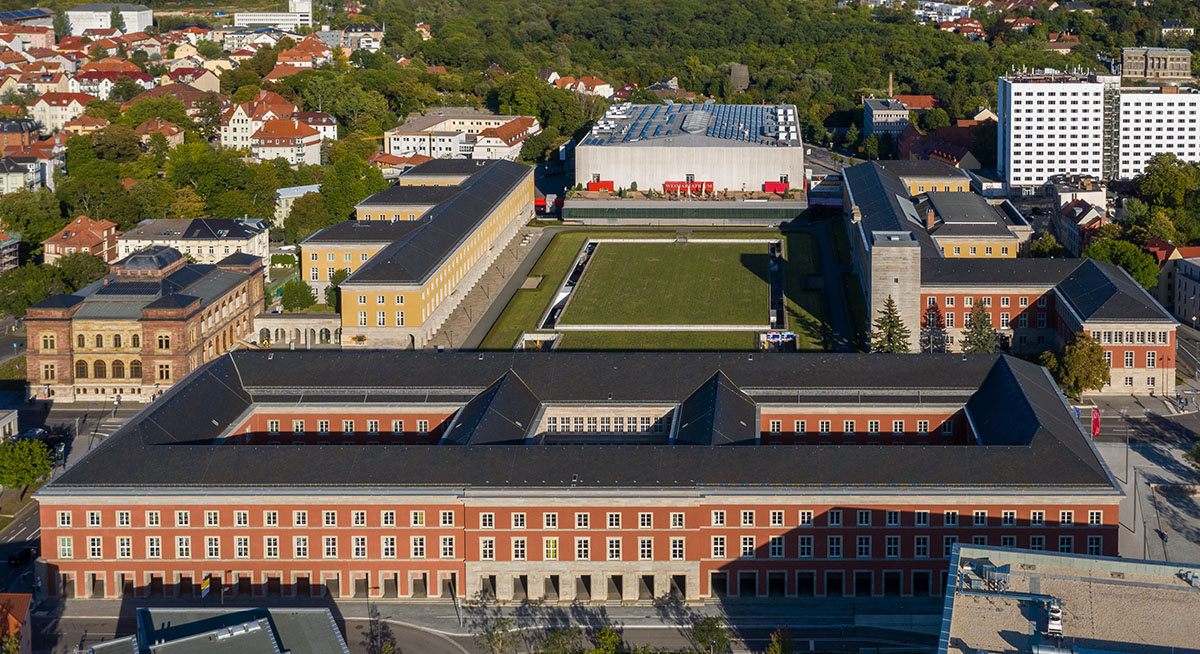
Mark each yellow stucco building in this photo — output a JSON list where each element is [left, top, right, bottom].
[[302, 159, 534, 348]]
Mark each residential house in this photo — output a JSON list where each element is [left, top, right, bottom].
[[0, 155, 29, 194], [68, 70, 154, 100], [367, 151, 432, 178], [219, 90, 298, 150], [415, 22, 432, 40], [1161, 19, 1194, 37], [342, 23, 383, 52], [134, 118, 184, 148], [125, 84, 229, 117], [0, 118, 37, 149], [29, 92, 93, 133], [274, 183, 321, 224], [16, 71, 66, 95], [1054, 198, 1108, 257], [276, 35, 332, 68], [77, 57, 141, 75], [62, 114, 109, 136], [290, 111, 337, 141], [1046, 32, 1081, 52], [251, 119, 321, 165], [117, 218, 269, 268], [939, 17, 987, 39], [0, 594, 31, 654], [41, 215, 120, 264], [0, 25, 53, 49], [164, 67, 220, 93]]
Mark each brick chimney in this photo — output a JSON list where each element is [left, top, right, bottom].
[[925, 209, 936, 231]]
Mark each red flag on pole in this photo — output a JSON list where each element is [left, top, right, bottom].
[[1091, 407, 1100, 437]]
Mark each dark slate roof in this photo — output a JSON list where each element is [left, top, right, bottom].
[[183, 218, 262, 239], [842, 161, 940, 257], [675, 372, 758, 446], [355, 184, 462, 207], [401, 158, 497, 176], [0, 118, 36, 133], [40, 351, 1119, 493], [343, 160, 532, 285], [922, 192, 1019, 239], [127, 607, 349, 654], [303, 219, 426, 243], [443, 370, 541, 445], [921, 258, 1175, 322], [1056, 258, 1174, 322], [217, 251, 261, 266], [0, 157, 24, 174], [28, 294, 83, 310], [117, 245, 183, 271], [142, 293, 199, 310]]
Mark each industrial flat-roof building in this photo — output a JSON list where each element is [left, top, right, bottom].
[[575, 103, 805, 193], [38, 351, 1120, 603], [940, 545, 1200, 654]]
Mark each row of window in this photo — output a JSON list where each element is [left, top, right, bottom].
[[766, 419, 952, 435], [40, 362, 169, 383], [947, 245, 1010, 256], [1090, 330, 1170, 345], [73, 360, 150, 380], [927, 295, 1047, 309], [57, 508, 1103, 530], [931, 310, 1046, 330], [56, 532, 1104, 562], [544, 416, 668, 434], [357, 311, 406, 327], [265, 419, 430, 434], [39, 333, 167, 351]]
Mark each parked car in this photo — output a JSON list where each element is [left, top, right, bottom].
[[16, 428, 46, 441], [7, 547, 36, 567]]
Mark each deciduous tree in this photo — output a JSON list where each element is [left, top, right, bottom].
[[689, 616, 730, 654], [56, 252, 108, 290], [279, 279, 317, 311], [1040, 333, 1109, 399], [1030, 231, 1063, 258], [1083, 239, 1159, 288], [0, 438, 52, 495]]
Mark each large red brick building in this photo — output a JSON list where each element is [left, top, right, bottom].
[[36, 352, 1121, 602]]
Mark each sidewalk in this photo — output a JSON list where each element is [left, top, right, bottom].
[[38, 594, 943, 638]]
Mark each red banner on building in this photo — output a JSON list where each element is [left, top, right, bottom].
[[663, 181, 713, 193]]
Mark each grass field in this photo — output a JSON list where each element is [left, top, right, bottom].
[[559, 242, 771, 326], [479, 229, 833, 351], [556, 331, 760, 350]]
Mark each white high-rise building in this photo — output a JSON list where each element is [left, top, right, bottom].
[[1000, 72, 1200, 190], [1118, 87, 1200, 179], [998, 74, 1105, 190]]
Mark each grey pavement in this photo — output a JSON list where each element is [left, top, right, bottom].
[[33, 594, 941, 654], [801, 219, 855, 352]]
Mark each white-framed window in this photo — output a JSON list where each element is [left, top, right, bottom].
[[769, 536, 784, 558], [712, 510, 726, 526], [638, 537, 653, 560], [411, 536, 426, 558], [480, 513, 494, 529], [175, 536, 191, 559], [480, 537, 495, 560], [886, 510, 900, 526], [670, 537, 685, 560], [770, 510, 784, 526], [323, 536, 337, 558], [512, 512, 526, 529], [149, 536, 164, 559], [1088, 510, 1102, 525], [323, 510, 337, 527], [576, 537, 590, 560], [262, 511, 276, 527], [799, 510, 813, 525], [886, 535, 899, 558], [441, 511, 454, 527], [944, 511, 958, 527], [741, 536, 755, 557], [174, 511, 190, 527], [440, 536, 454, 558], [411, 510, 425, 527], [712, 536, 726, 558], [798, 535, 813, 558], [1059, 510, 1074, 525], [1058, 535, 1073, 553], [88, 536, 102, 559], [857, 510, 871, 526], [671, 512, 685, 528], [293, 511, 308, 527], [382, 511, 396, 526], [915, 536, 929, 558], [383, 536, 397, 558], [915, 511, 929, 526], [206, 536, 220, 558], [741, 510, 754, 526], [1030, 535, 1045, 551], [1087, 535, 1102, 555], [1031, 511, 1044, 526], [639, 512, 652, 528], [607, 537, 621, 560], [607, 512, 621, 529], [264, 536, 278, 558], [974, 510, 987, 526], [828, 510, 842, 526], [87, 511, 101, 527]]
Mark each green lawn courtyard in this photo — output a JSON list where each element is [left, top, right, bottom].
[[559, 242, 771, 326], [478, 226, 852, 352]]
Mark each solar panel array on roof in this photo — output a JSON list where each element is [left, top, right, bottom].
[[0, 8, 52, 19], [581, 103, 799, 146]]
